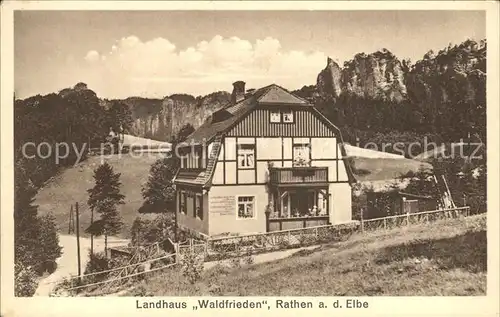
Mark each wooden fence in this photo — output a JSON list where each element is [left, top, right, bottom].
[[176, 238, 208, 256], [204, 206, 471, 260], [59, 253, 177, 294], [360, 206, 470, 232]]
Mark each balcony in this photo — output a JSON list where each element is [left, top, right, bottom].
[[269, 166, 328, 186]]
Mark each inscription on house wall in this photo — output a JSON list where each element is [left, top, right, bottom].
[[210, 196, 235, 215]]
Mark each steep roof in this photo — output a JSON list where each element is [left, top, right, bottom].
[[257, 84, 309, 105]]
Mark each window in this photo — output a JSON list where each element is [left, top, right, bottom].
[[283, 111, 294, 123], [179, 191, 187, 214], [270, 111, 281, 123], [237, 196, 255, 219], [237, 144, 255, 169], [293, 144, 311, 166], [196, 194, 203, 219], [277, 189, 329, 218], [192, 192, 197, 218]]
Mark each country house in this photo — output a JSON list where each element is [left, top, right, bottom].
[[173, 81, 355, 237]]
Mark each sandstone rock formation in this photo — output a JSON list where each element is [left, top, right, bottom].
[[317, 49, 407, 102], [111, 91, 230, 141], [315, 40, 486, 107], [405, 39, 486, 106]]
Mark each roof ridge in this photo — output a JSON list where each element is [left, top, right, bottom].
[[256, 84, 308, 104]]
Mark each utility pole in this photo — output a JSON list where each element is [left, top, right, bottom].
[[68, 204, 74, 234], [90, 207, 94, 256], [75, 202, 82, 282]]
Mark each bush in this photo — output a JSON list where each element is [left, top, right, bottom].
[[130, 214, 174, 246], [230, 256, 242, 269], [15, 262, 39, 297], [180, 249, 204, 284], [84, 251, 111, 282], [242, 250, 255, 265]]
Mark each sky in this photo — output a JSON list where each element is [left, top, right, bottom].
[[14, 10, 485, 99]]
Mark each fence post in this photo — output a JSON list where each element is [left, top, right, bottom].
[[174, 243, 179, 264], [383, 218, 387, 231], [425, 213, 429, 223], [406, 212, 410, 227]]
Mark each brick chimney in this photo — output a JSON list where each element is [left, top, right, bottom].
[[231, 81, 246, 104]]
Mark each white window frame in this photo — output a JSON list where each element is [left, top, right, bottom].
[[282, 110, 294, 123], [236, 196, 256, 219], [292, 143, 311, 167], [237, 144, 255, 169], [270, 111, 281, 123]]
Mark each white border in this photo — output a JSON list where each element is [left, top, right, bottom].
[[1, 2, 499, 317]]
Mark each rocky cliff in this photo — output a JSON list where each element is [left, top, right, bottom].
[[317, 49, 407, 102], [405, 39, 486, 107], [114, 92, 230, 141], [315, 40, 486, 105]]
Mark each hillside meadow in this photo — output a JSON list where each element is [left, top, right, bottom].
[[35, 153, 164, 239]]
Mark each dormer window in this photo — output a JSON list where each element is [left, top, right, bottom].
[[283, 111, 294, 123], [270, 111, 281, 123]]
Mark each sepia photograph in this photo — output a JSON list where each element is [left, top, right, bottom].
[[1, 1, 499, 316]]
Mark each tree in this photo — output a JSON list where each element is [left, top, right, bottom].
[[169, 123, 195, 169], [14, 160, 62, 296], [38, 213, 62, 273], [402, 166, 440, 201], [14, 160, 41, 268], [107, 100, 133, 136], [87, 162, 125, 256], [140, 123, 194, 214], [141, 156, 177, 213]]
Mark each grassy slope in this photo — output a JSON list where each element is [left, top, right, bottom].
[[35, 153, 162, 239], [127, 215, 486, 296]]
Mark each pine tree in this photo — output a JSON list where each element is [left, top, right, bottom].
[[14, 160, 62, 289], [141, 157, 177, 213], [14, 160, 41, 267], [87, 162, 125, 256], [38, 213, 62, 273], [140, 123, 193, 213]]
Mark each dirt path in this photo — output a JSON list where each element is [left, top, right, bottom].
[[203, 245, 320, 270], [35, 234, 129, 296]]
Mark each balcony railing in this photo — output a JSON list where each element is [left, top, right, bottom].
[[269, 166, 328, 185]]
